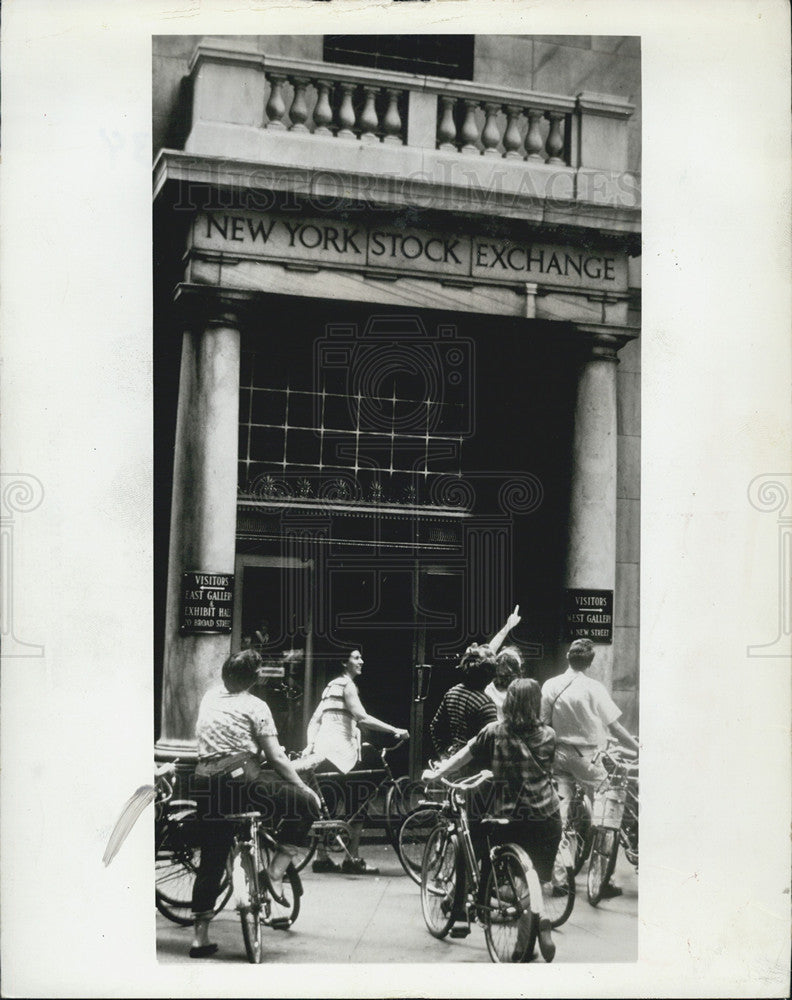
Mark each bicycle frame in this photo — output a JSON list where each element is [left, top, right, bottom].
[[592, 744, 639, 868], [436, 775, 541, 926]]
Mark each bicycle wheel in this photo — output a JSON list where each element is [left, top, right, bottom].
[[586, 828, 619, 907], [384, 776, 423, 850], [482, 845, 537, 964], [398, 804, 443, 885], [235, 849, 265, 964], [568, 793, 593, 876], [541, 848, 575, 928], [155, 820, 232, 925], [420, 825, 462, 939], [290, 835, 317, 874]]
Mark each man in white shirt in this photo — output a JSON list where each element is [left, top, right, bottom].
[[541, 638, 638, 898]]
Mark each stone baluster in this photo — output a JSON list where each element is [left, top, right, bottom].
[[481, 102, 502, 157], [265, 74, 287, 130], [502, 105, 523, 159], [545, 111, 566, 164], [359, 85, 379, 143], [337, 82, 357, 139], [437, 96, 457, 151], [525, 108, 545, 160], [288, 76, 310, 132], [313, 80, 333, 135], [460, 99, 481, 154], [382, 88, 403, 146]]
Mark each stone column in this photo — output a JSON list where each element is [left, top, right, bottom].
[[157, 302, 242, 757], [565, 330, 623, 691]]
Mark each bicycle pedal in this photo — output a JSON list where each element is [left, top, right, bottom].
[[449, 924, 471, 938], [269, 917, 292, 931]]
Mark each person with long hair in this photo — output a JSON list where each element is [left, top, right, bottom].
[[423, 677, 562, 893], [484, 645, 523, 721]]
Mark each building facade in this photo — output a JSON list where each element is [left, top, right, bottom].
[[153, 35, 641, 773]]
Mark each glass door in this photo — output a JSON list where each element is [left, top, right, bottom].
[[233, 555, 314, 752]]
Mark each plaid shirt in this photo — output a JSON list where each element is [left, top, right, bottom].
[[467, 721, 560, 820]]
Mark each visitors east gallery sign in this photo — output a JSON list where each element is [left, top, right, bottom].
[[180, 572, 234, 634], [191, 210, 628, 292]]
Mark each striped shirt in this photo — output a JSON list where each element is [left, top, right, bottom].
[[430, 683, 498, 757], [306, 675, 361, 773]]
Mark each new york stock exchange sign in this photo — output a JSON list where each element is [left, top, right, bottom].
[[190, 210, 629, 292]]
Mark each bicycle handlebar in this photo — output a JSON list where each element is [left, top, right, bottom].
[[439, 769, 494, 791], [155, 761, 177, 779]]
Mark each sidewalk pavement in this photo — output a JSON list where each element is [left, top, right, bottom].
[[157, 844, 637, 965]]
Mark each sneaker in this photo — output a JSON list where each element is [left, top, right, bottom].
[[600, 883, 623, 899], [537, 917, 556, 963], [311, 856, 341, 874], [341, 857, 380, 875]]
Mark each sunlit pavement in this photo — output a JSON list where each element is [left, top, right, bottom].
[[157, 843, 637, 965]]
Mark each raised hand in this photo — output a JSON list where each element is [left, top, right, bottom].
[[506, 604, 521, 630]]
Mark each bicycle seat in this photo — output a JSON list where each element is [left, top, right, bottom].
[[479, 816, 510, 827]]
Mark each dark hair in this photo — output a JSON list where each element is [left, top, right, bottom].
[[502, 678, 542, 734], [222, 648, 262, 692], [340, 648, 362, 670], [458, 643, 496, 691], [567, 638, 595, 671], [494, 646, 522, 690]]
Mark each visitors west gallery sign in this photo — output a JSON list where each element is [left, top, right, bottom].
[[190, 210, 628, 292]]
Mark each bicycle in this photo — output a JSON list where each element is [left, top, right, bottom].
[[154, 761, 232, 925], [396, 780, 445, 885], [291, 738, 416, 871], [586, 741, 638, 907], [536, 781, 596, 929], [419, 771, 555, 964], [566, 782, 594, 876], [226, 810, 303, 963]]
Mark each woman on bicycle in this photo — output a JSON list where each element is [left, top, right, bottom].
[[189, 649, 322, 958], [300, 648, 409, 875], [423, 678, 562, 885]]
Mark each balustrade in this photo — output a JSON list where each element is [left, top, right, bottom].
[[430, 95, 571, 164], [187, 47, 635, 173], [259, 61, 408, 145]]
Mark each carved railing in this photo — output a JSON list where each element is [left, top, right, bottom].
[[187, 45, 635, 171]]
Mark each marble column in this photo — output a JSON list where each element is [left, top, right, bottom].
[[157, 303, 242, 757], [565, 330, 622, 691]]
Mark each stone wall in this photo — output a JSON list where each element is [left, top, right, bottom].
[[474, 35, 641, 175]]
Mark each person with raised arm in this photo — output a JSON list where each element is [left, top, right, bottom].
[[429, 606, 522, 760]]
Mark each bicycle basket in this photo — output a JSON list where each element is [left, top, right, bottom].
[[592, 787, 626, 829]]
